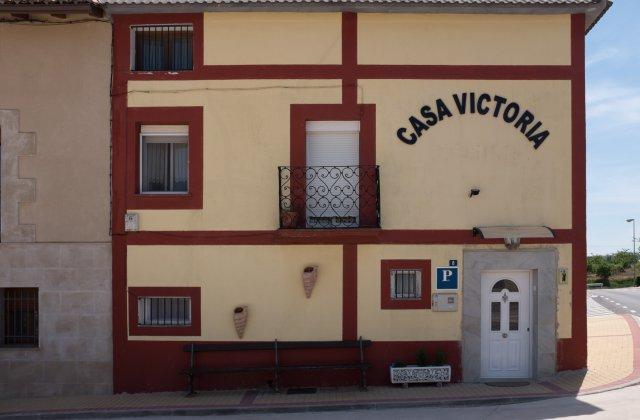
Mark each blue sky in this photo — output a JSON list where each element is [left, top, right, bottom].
[[586, 1, 640, 255]]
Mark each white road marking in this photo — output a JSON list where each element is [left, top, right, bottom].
[[623, 306, 628, 309], [587, 297, 615, 317], [616, 303, 621, 305], [632, 310, 637, 313]]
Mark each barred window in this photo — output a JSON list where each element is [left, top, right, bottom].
[[137, 296, 191, 327], [390, 269, 422, 300], [131, 25, 193, 72], [1, 288, 38, 347]]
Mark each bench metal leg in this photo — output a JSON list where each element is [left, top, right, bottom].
[[360, 366, 368, 391], [186, 373, 196, 397]]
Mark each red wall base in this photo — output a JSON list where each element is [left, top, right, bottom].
[[113, 340, 461, 393], [557, 337, 587, 371]]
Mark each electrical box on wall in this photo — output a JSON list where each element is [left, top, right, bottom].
[[124, 212, 139, 232], [432, 293, 458, 312]]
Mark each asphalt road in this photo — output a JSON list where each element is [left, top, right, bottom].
[[113, 383, 640, 419], [588, 287, 640, 316]]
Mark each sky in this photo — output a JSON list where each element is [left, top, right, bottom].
[[586, 0, 640, 255]]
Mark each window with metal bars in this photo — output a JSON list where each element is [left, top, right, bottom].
[[390, 269, 422, 300], [131, 25, 193, 72], [1, 288, 38, 347], [137, 296, 191, 327]]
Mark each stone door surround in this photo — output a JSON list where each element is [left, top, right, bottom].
[[462, 249, 558, 382]]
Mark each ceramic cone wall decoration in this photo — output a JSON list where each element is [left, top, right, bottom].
[[302, 266, 318, 298], [233, 306, 248, 338]]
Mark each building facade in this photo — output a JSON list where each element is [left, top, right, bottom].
[[107, 0, 610, 393], [0, 4, 112, 397]]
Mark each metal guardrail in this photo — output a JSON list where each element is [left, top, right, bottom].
[[587, 283, 604, 289]]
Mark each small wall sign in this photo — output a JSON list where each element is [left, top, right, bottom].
[[436, 266, 459, 290], [396, 92, 550, 149]]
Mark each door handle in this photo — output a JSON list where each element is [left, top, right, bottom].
[[502, 333, 508, 338]]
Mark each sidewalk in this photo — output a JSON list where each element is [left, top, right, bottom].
[[2, 314, 639, 418]]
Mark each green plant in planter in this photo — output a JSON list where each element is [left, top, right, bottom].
[[416, 349, 428, 367], [435, 350, 447, 366]]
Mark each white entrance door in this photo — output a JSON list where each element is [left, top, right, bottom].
[[480, 270, 531, 379], [305, 121, 360, 228]]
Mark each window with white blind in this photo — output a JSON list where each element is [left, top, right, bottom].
[[390, 269, 422, 300], [139, 125, 189, 194], [305, 121, 360, 228]]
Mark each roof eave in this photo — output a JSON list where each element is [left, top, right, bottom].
[[0, 3, 104, 16], [103, 0, 609, 33]]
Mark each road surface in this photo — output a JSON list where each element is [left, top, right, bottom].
[[588, 287, 640, 317], [113, 382, 640, 419]]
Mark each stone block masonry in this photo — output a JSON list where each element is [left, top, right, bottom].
[[0, 243, 112, 398]]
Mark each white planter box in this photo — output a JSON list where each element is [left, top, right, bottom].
[[390, 365, 451, 386]]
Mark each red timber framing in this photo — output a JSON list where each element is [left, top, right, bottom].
[[112, 12, 587, 392]]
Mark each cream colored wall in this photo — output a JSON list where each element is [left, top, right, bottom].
[[358, 244, 571, 341], [204, 13, 341, 65], [0, 21, 111, 242], [127, 79, 341, 230], [128, 79, 570, 232], [358, 14, 571, 65], [359, 79, 572, 230], [127, 245, 343, 341]]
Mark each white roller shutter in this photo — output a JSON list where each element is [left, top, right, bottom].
[[304, 121, 360, 228], [306, 121, 359, 167]]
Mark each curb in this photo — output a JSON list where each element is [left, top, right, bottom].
[[0, 394, 566, 420], [3, 378, 640, 420]]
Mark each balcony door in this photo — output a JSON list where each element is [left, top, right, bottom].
[[305, 121, 360, 228]]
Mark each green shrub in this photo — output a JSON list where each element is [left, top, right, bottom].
[[435, 351, 447, 366], [416, 349, 428, 367]]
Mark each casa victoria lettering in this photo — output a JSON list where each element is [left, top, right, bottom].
[[396, 93, 550, 149]]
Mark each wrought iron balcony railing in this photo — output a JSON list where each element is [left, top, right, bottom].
[[278, 165, 380, 229]]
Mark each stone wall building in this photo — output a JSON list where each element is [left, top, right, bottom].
[[0, 3, 112, 397]]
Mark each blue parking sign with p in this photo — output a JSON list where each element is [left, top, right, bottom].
[[436, 267, 458, 290]]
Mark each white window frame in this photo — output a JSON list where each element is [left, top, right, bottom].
[[139, 125, 189, 195], [137, 296, 192, 327], [390, 269, 422, 300]]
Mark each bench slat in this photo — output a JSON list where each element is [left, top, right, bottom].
[[280, 363, 371, 371], [183, 340, 372, 353], [184, 366, 276, 374], [184, 342, 275, 352]]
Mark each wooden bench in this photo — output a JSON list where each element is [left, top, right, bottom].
[[182, 337, 372, 395]]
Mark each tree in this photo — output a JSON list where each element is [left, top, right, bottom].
[[611, 250, 638, 270], [587, 255, 607, 274], [596, 263, 612, 288]]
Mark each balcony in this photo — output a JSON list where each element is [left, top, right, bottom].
[[278, 165, 380, 229]]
